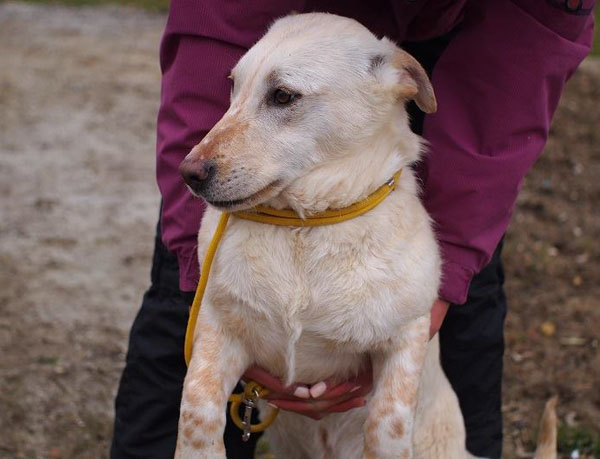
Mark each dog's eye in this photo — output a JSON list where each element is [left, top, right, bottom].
[[273, 89, 295, 105]]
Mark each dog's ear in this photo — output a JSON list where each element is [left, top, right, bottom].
[[391, 50, 437, 113], [371, 48, 437, 114]]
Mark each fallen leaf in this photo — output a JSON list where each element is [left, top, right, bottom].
[[540, 321, 556, 337]]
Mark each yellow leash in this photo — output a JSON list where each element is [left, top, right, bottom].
[[184, 169, 402, 438]]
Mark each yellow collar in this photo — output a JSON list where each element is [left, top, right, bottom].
[[233, 169, 402, 226], [185, 168, 402, 366]]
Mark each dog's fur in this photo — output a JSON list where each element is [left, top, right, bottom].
[[175, 13, 553, 459]]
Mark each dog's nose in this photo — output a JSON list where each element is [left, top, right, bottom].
[[179, 158, 216, 194]]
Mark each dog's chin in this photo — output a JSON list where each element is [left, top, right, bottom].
[[205, 180, 283, 212]]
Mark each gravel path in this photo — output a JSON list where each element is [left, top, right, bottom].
[[1, 3, 163, 456]]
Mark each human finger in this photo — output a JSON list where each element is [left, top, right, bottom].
[[243, 365, 310, 399], [312, 361, 373, 400]]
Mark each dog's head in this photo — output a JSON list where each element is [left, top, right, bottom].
[[180, 13, 436, 211]]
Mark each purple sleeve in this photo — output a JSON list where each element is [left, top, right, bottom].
[[157, 0, 304, 291], [420, 0, 594, 304]]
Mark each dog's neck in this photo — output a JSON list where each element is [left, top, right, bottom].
[[266, 110, 423, 217]]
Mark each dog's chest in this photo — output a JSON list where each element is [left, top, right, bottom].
[[206, 212, 436, 351]]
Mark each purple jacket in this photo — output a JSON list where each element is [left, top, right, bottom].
[[156, 0, 594, 304]]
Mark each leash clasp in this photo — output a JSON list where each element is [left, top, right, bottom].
[[241, 386, 260, 441], [229, 381, 279, 441]]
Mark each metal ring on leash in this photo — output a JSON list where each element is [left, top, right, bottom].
[[229, 381, 279, 438]]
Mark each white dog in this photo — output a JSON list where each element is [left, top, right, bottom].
[[176, 13, 554, 459]]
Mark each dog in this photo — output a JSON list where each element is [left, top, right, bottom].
[[175, 13, 555, 459]]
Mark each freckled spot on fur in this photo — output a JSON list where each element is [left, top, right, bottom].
[[183, 426, 194, 439], [185, 118, 249, 167], [213, 386, 224, 399], [400, 379, 418, 405], [191, 439, 206, 449], [390, 417, 404, 438], [399, 449, 410, 459], [184, 368, 223, 406], [184, 319, 228, 406], [181, 411, 191, 423], [192, 418, 203, 427], [204, 420, 220, 434], [383, 369, 418, 406], [364, 418, 379, 452], [375, 404, 394, 419]]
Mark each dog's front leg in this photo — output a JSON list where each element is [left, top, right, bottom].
[[363, 315, 430, 459], [175, 312, 250, 459]]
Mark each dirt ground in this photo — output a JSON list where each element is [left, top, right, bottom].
[[0, 3, 598, 458]]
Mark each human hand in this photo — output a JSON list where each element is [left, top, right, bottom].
[[429, 298, 450, 339], [242, 300, 447, 419], [242, 362, 373, 420]]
